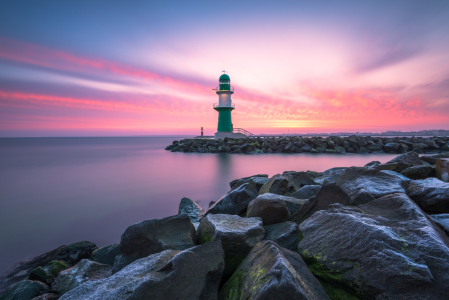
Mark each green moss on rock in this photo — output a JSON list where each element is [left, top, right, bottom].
[[28, 266, 50, 283], [44, 260, 68, 277]]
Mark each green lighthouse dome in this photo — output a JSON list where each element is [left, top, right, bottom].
[[219, 73, 231, 91]]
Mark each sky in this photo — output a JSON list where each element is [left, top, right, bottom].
[[0, 0, 449, 136]]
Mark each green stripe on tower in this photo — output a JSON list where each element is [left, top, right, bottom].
[[214, 107, 233, 132]]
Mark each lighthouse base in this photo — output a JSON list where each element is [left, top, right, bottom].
[[214, 132, 246, 141]]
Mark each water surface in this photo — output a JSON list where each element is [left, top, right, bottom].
[[0, 137, 399, 273]]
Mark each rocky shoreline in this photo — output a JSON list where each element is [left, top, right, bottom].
[[165, 135, 449, 154], [1, 151, 449, 299]]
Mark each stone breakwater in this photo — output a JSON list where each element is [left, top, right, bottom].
[[165, 135, 449, 154], [1, 151, 449, 300]]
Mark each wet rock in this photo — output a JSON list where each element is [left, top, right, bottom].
[[205, 183, 258, 216], [407, 178, 449, 213], [229, 175, 268, 188], [421, 152, 449, 165], [113, 214, 195, 272], [263, 221, 301, 251], [28, 267, 51, 284], [336, 167, 407, 200], [298, 193, 449, 300], [380, 170, 413, 184], [178, 197, 204, 223], [59, 241, 225, 300], [429, 214, 449, 236], [0, 280, 49, 300], [0, 241, 96, 295], [30, 293, 59, 300], [301, 144, 312, 152], [52, 259, 112, 296], [258, 174, 289, 195], [375, 162, 398, 171], [366, 143, 382, 151], [400, 165, 434, 180], [383, 143, 400, 153], [255, 193, 308, 215], [218, 241, 329, 300], [364, 161, 380, 169], [247, 194, 291, 225], [313, 167, 347, 185], [289, 184, 321, 199], [282, 171, 320, 191], [437, 158, 449, 182], [91, 244, 121, 266], [196, 214, 264, 278], [387, 151, 423, 172]]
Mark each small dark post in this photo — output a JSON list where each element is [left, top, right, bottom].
[[201, 127, 203, 137]]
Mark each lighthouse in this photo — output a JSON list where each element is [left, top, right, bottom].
[[213, 71, 246, 140]]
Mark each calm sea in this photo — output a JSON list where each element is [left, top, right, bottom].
[[0, 137, 399, 273]]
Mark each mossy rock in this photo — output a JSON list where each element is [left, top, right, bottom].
[[28, 266, 50, 283], [44, 260, 68, 278]]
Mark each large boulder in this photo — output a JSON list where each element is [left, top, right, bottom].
[[263, 221, 301, 252], [387, 151, 423, 172], [258, 174, 289, 195], [421, 152, 449, 165], [113, 214, 196, 272], [335, 167, 407, 200], [313, 167, 347, 185], [429, 214, 449, 236], [196, 214, 264, 278], [30, 294, 58, 300], [28, 260, 68, 285], [52, 259, 112, 296], [91, 244, 121, 266], [229, 174, 269, 192], [298, 193, 449, 299], [178, 197, 204, 223], [0, 280, 48, 300], [0, 241, 97, 295], [59, 241, 225, 300], [292, 167, 408, 224], [289, 185, 321, 199], [282, 171, 320, 191], [407, 178, 449, 213], [205, 183, 258, 216], [246, 194, 291, 225], [400, 165, 434, 180], [218, 241, 329, 300]]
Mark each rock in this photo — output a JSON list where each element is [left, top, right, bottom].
[[30, 293, 59, 300], [282, 171, 320, 191], [387, 151, 423, 172], [52, 259, 112, 296], [114, 214, 195, 272], [310, 148, 319, 153], [336, 167, 407, 200], [290, 184, 321, 199], [196, 214, 264, 278], [298, 193, 449, 300], [91, 244, 121, 266], [364, 161, 380, 169], [380, 170, 413, 184], [205, 183, 258, 216], [383, 142, 400, 153], [400, 165, 434, 180], [229, 174, 268, 189], [28, 267, 50, 284], [375, 162, 398, 171], [429, 214, 449, 236], [209, 200, 216, 207], [258, 174, 289, 195], [366, 143, 382, 151], [437, 158, 449, 182], [313, 167, 347, 185], [0, 241, 96, 296], [218, 241, 329, 300], [0, 280, 49, 300], [421, 152, 449, 165], [407, 178, 449, 213], [178, 197, 204, 223], [301, 144, 312, 152], [293, 167, 407, 224], [263, 221, 301, 251], [59, 241, 225, 300], [247, 194, 291, 225]]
